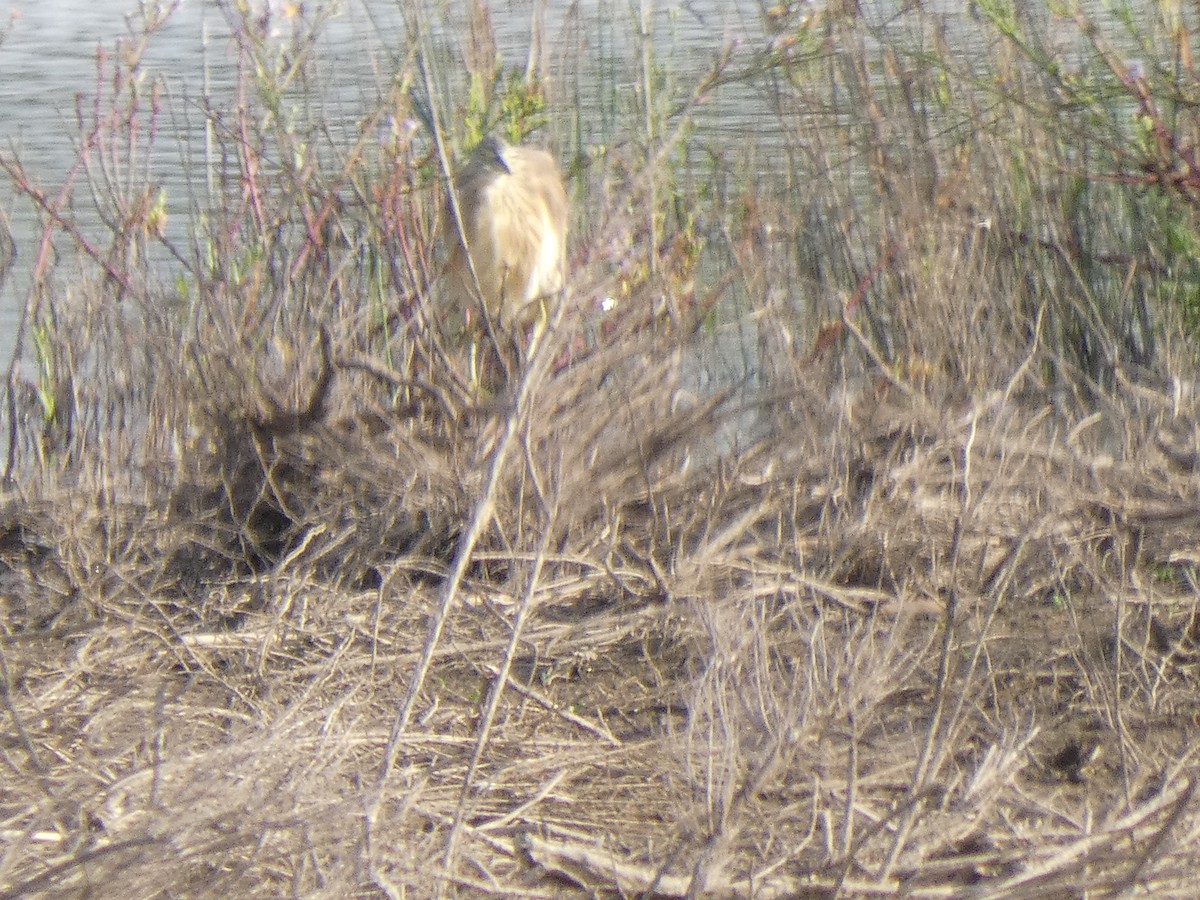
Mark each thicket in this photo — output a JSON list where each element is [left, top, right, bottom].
[[4, 0, 1200, 895]]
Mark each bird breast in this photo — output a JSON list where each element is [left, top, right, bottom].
[[481, 163, 565, 309], [445, 142, 569, 331]]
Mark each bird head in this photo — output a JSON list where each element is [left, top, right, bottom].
[[473, 135, 512, 175]]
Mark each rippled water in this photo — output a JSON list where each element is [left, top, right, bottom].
[[0, 0, 779, 370]]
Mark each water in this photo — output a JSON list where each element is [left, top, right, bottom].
[[9, 0, 1095, 473], [0, 4, 320, 360], [0, 0, 779, 369]]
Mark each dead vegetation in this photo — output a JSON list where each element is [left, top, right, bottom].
[[6, 0, 1200, 897], [6, 283, 1200, 896]]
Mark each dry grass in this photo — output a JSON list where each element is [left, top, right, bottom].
[[7, 306, 1200, 896], [6, 1, 1200, 897]]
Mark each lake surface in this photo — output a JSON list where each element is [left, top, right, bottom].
[[0, 0, 784, 369], [0, 0, 1132, 372]]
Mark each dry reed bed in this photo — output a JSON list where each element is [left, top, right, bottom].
[[4, 1, 1200, 895], [4, 311, 1200, 896]]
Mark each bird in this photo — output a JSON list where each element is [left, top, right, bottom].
[[443, 135, 569, 342]]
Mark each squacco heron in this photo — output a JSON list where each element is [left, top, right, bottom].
[[444, 136, 569, 339]]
